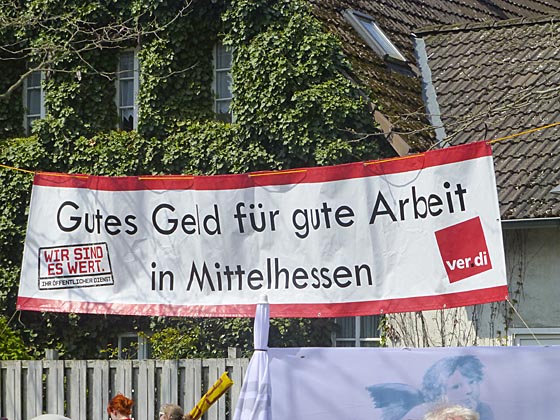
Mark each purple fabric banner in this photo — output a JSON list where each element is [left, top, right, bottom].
[[268, 346, 560, 419]]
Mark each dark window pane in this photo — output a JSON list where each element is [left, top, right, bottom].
[[216, 72, 232, 99], [119, 52, 134, 77], [27, 89, 41, 115], [120, 109, 134, 131], [120, 80, 134, 107], [335, 317, 356, 339], [28, 71, 41, 87], [216, 43, 232, 69], [361, 315, 381, 338]]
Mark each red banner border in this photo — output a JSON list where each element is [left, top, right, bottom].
[[32, 142, 492, 191], [17, 285, 508, 318]]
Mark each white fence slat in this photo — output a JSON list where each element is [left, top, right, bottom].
[[136, 360, 155, 420], [45, 360, 65, 415], [204, 359, 226, 420], [160, 360, 178, 405], [68, 360, 88, 420], [1, 357, 249, 420], [26, 361, 43, 418], [114, 360, 133, 397], [91, 360, 110, 420], [228, 358, 249, 415], [179, 359, 202, 413], [6, 361, 22, 420]]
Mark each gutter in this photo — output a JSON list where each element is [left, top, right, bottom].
[[501, 218, 560, 230]]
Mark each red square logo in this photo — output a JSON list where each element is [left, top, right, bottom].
[[435, 217, 492, 283]]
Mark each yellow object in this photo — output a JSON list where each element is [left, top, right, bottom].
[[188, 372, 234, 420]]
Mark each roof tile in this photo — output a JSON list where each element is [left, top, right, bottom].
[[311, 1, 560, 219]]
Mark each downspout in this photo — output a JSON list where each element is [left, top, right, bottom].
[[413, 36, 447, 147]]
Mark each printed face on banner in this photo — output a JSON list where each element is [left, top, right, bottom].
[[379, 354, 491, 419]]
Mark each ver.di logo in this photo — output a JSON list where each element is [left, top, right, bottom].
[[435, 217, 492, 283]]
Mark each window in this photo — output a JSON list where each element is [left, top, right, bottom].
[[23, 71, 45, 134], [117, 51, 139, 131], [117, 332, 150, 359], [213, 41, 233, 123], [333, 315, 382, 347], [511, 328, 560, 346], [344, 10, 408, 66]]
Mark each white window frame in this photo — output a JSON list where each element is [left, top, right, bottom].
[[344, 9, 407, 63], [333, 315, 382, 347], [22, 70, 45, 135], [116, 50, 140, 131], [117, 332, 150, 360], [213, 41, 233, 122], [511, 328, 560, 346]]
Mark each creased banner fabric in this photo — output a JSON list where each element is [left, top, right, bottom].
[[17, 141, 507, 317]]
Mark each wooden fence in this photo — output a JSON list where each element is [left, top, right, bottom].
[[0, 356, 250, 420]]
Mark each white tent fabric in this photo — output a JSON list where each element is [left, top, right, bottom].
[[232, 301, 271, 420]]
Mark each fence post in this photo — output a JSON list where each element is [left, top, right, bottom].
[[227, 348, 241, 359], [45, 349, 59, 360]]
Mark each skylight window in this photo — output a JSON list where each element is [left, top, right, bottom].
[[344, 9, 407, 63]]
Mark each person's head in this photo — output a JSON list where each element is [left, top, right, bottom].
[[107, 394, 134, 419], [423, 404, 480, 420], [422, 356, 484, 410], [159, 404, 184, 420]]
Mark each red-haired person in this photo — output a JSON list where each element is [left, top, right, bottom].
[[107, 393, 134, 420]]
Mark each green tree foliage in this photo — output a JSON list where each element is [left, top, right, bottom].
[[225, 0, 380, 168], [149, 317, 336, 359], [0, 315, 31, 360], [0, 0, 384, 359]]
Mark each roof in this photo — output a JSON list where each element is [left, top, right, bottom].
[[309, 0, 560, 154], [415, 15, 560, 219], [309, 1, 560, 220]]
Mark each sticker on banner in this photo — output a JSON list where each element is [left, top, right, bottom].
[[38, 242, 114, 290]]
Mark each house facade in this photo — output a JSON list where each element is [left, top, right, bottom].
[[1, 0, 559, 357], [0, 0, 391, 358], [408, 14, 560, 346]]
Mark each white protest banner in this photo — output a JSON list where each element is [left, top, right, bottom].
[[17, 141, 507, 317], [268, 345, 560, 420]]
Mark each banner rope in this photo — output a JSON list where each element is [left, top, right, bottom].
[[485, 121, 560, 144], [1, 121, 559, 175], [0, 310, 20, 337], [506, 297, 542, 345], [0, 163, 35, 174]]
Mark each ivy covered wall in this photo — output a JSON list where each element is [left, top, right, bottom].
[[0, 0, 386, 358]]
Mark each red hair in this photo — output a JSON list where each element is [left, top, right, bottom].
[[107, 393, 134, 416]]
